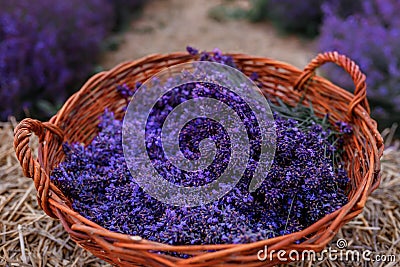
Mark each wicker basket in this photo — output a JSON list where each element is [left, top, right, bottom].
[[14, 51, 383, 266]]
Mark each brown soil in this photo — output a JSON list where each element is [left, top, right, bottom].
[[101, 0, 315, 70]]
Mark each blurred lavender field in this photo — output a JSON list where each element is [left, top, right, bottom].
[[0, 0, 144, 120]]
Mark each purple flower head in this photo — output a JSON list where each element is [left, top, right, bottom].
[[188, 46, 237, 68], [335, 121, 353, 134], [186, 46, 199, 56], [117, 83, 134, 100]]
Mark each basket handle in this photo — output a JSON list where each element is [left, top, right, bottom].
[[294, 51, 370, 121], [14, 118, 64, 218]]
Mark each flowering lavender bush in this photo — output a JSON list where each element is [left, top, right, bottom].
[[319, 0, 400, 130], [248, 0, 360, 37], [0, 0, 114, 120], [51, 49, 350, 246], [0, 0, 147, 121]]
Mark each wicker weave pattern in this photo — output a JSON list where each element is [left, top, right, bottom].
[[14, 51, 383, 266]]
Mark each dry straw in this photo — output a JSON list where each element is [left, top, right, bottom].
[[12, 51, 384, 266]]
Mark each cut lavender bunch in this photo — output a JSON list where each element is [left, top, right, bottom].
[[51, 108, 350, 245]]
